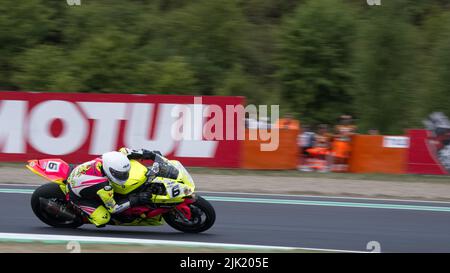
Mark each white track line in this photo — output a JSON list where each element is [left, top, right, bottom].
[[0, 183, 448, 205], [198, 190, 450, 205], [0, 183, 41, 187], [0, 232, 366, 253]]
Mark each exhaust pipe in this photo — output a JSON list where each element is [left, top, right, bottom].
[[39, 198, 77, 221]]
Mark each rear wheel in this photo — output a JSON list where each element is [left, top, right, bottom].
[[163, 196, 215, 233], [31, 183, 83, 228]]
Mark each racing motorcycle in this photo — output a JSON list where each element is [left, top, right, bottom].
[[26, 156, 215, 233]]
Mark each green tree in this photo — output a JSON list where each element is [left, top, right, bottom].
[[238, 0, 303, 24], [423, 12, 450, 118], [12, 45, 83, 92], [216, 65, 257, 99], [0, 0, 54, 89], [4, 0, 450, 134], [69, 30, 139, 93], [152, 56, 198, 94], [150, 0, 250, 94], [353, 1, 420, 134], [277, 0, 357, 125]]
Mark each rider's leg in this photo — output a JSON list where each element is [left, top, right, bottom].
[[71, 197, 111, 227]]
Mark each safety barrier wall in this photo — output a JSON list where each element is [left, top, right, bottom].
[[240, 131, 411, 173], [241, 130, 450, 175], [1, 91, 448, 174], [406, 129, 449, 175], [241, 129, 299, 170], [0, 91, 244, 168], [348, 135, 408, 174]]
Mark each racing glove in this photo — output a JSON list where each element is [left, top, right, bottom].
[[119, 147, 161, 161], [120, 147, 178, 179]]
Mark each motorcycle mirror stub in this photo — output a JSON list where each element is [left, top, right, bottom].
[[150, 162, 160, 175], [146, 162, 160, 180]]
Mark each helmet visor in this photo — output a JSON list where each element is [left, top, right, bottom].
[[109, 167, 129, 182]]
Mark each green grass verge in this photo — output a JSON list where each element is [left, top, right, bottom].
[[0, 241, 327, 253]]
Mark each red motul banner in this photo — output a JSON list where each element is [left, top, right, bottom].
[[0, 91, 244, 168], [406, 129, 449, 175]]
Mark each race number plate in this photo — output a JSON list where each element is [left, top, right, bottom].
[[45, 161, 61, 172]]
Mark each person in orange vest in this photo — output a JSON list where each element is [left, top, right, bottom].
[[298, 124, 315, 171], [305, 124, 332, 172], [330, 115, 357, 172]]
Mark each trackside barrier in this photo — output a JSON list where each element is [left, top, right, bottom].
[[0, 91, 243, 168], [348, 135, 408, 174], [406, 129, 449, 175], [241, 129, 299, 170], [2, 91, 448, 174]]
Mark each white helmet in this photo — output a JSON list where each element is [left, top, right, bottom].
[[102, 151, 130, 186]]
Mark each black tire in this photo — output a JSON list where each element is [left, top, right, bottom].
[[163, 196, 215, 233], [31, 183, 83, 228]]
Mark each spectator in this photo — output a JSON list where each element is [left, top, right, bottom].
[[330, 115, 357, 172], [297, 124, 315, 171], [424, 112, 450, 172], [305, 124, 332, 172]]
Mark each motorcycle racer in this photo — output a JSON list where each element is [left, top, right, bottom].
[[66, 148, 162, 227]]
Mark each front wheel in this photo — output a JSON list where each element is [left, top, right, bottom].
[[163, 196, 215, 233], [31, 183, 83, 228]]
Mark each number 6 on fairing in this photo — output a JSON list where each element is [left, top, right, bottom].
[[172, 185, 180, 197]]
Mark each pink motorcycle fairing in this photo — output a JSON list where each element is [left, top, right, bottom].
[[26, 158, 72, 184]]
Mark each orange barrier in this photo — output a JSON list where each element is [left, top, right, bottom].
[[242, 129, 299, 169], [348, 135, 407, 174]]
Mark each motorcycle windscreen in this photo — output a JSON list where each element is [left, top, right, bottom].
[[26, 158, 71, 184]]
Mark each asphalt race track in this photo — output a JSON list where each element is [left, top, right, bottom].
[[0, 184, 450, 252]]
